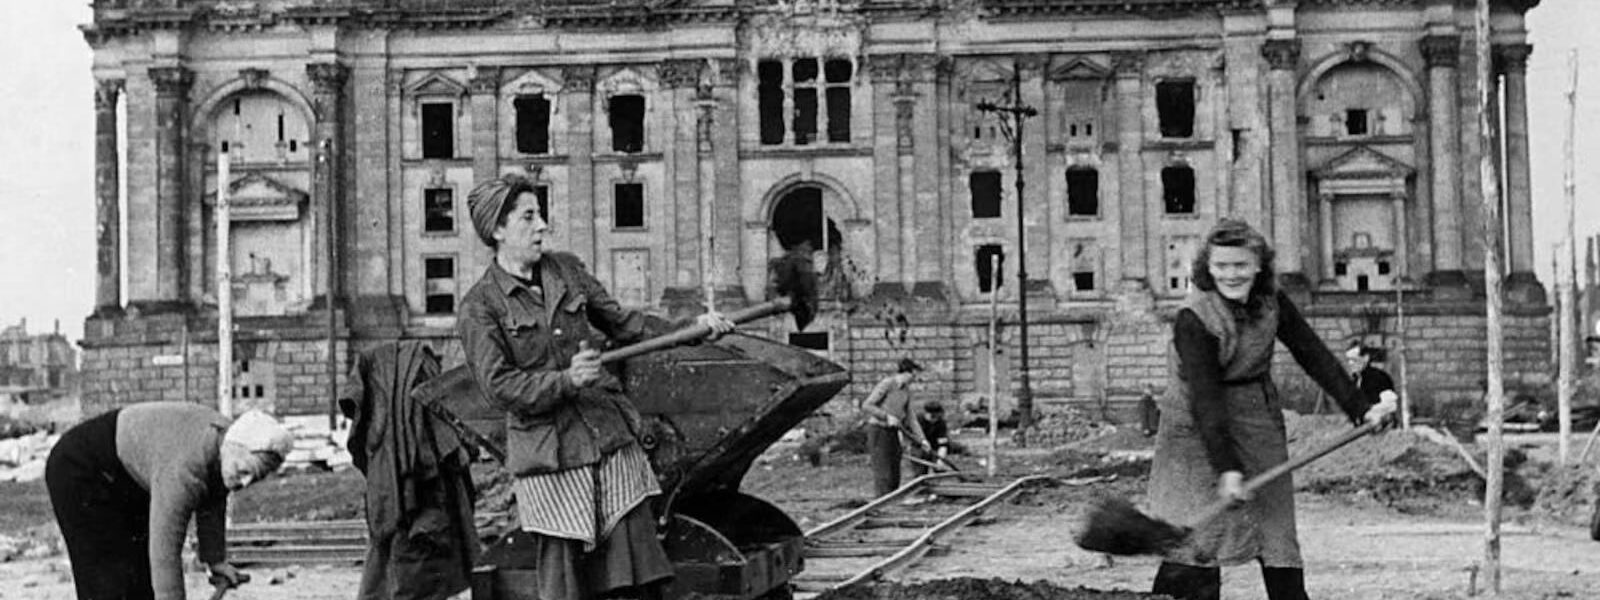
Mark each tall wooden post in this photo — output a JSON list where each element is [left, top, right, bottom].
[[1558, 49, 1579, 467], [217, 152, 234, 419], [1474, 0, 1506, 592]]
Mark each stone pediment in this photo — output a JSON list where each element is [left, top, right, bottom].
[[206, 172, 309, 222], [1312, 145, 1413, 181], [1049, 57, 1110, 81], [405, 71, 468, 99]]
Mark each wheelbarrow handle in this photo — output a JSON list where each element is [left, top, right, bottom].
[[597, 297, 793, 364], [1187, 422, 1380, 530]]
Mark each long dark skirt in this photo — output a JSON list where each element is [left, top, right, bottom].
[[46, 409, 157, 600], [497, 503, 673, 600]]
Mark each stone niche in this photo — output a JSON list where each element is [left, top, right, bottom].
[[206, 172, 311, 317]]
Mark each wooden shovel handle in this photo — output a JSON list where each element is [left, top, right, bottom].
[[597, 297, 793, 364], [1186, 422, 1381, 530]]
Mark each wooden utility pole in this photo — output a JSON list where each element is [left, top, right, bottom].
[[987, 254, 1001, 478], [976, 69, 1038, 444], [217, 151, 234, 419], [1474, 0, 1506, 592], [1559, 49, 1580, 467]]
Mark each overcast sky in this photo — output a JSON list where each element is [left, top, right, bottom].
[[1, 3, 1596, 343]]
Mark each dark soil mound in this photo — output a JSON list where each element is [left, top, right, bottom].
[[1530, 464, 1600, 527], [815, 578, 1172, 600]]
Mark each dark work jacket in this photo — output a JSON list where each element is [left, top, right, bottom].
[[457, 252, 671, 476], [342, 342, 477, 600]]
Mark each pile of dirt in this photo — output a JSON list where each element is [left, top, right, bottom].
[[815, 578, 1172, 600], [1023, 410, 1117, 448], [1286, 414, 1488, 512], [796, 424, 871, 461], [1529, 464, 1600, 527]]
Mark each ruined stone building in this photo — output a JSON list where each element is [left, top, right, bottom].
[[0, 320, 78, 401], [81, 0, 1548, 420]]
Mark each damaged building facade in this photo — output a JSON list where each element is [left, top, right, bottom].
[[81, 0, 1547, 420]]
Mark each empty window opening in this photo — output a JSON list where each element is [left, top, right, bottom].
[[420, 102, 455, 159], [792, 59, 819, 146], [276, 114, 285, 142], [1377, 260, 1391, 275], [1156, 80, 1196, 138], [1345, 109, 1369, 136], [1162, 166, 1196, 214], [533, 185, 551, 224], [1356, 274, 1370, 292], [1334, 261, 1349, 276], [1231, 129, 1244, 162], [424, 256, 457, 314], [609, 95, 646, 153], [1066, 168, 1099, 216], [824, 58, 852, 143], [770, 187, 842, 252], [614, 183, 645, 229], [758, 60, 786, 145], [1073, 271, 1096, 292], [788, 331, 830, 350], [970, 171, 1002, 219], [220, 141, 230, 153], [254, 385, 264, 398], [515, 95, 551, 154], [424, 188, 454, 233], [976, 245, 1006, 293]]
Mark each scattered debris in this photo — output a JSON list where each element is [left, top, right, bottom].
[[1021, 410, 1113, 448], [814, 577, 1172, 600]]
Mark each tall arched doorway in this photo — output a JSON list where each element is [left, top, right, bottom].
[[770, 186, 842, 253]]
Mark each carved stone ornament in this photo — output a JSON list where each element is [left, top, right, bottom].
[[1260, 39, 1300, 71], [902, 54, 942, 82], [1420, 35, 1461, 69], [658, 59, 702, 89], [562, 66, 596, 93], [697, 102, 715, 153], [239, 68, 269, 90], [1014, 54, 1046, 77], [1346, 40, 1374, 64], [468, 67, 500, 95], [149, 66, 194, 96], [711, 58, 743, 86], [1111, 51, 1144, 76], [306, 62, 349, 95], [894, 98, 914, 151], [744, 11, 865, 62], [1495, 43, 1533, 73], [866, 54, 902, 83], [94, 79, 123, 111]]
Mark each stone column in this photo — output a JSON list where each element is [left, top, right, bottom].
[[1498, 43, 1541, 300], [307, 62, 349, 304], [469, 67, 501, 184], [655, 59, 698, 310], [1262, 39, 1308, 289], [94, 79, 124, 316], [1319, 191, 1335, 282], [562, 66, 597, 266], [1421, 34, 1466, 287], [709, 58, 744, 304], [149, 66, 193, 308], [1017, 54, 1049, 295], [867, 55, 905, 291], [1112, 52, 1147, 289]]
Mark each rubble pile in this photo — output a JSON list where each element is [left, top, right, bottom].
[[815, 578, 1172, 600], [0, 431, 57, 483], [1286, 413, 1483, 509], [1022, 410, 1115, 448], [1530, 464, 1600, 527]]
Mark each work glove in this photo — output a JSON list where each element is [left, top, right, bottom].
[[1364, 390, 1400, 428], [1217, 470, 1251, 504], [207, 562, 250, 589]]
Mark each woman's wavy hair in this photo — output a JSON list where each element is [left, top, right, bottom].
[[1190, 218, 1277, 300]]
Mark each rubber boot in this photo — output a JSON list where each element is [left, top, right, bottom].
[[1152, 562, 1221, 600], [1261, 566, 1310, 600]]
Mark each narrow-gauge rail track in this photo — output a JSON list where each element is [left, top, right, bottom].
[[225, 519, 367, 566], [791, 473, 1049, 599]]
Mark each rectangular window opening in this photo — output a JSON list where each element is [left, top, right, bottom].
[[1066, 169, 1099, 216], [1156, 80, 1196, 138], [420, 102, 455, 159], [1377, 260, 1392, 275], [534, 185, 551, 224], [1073, 272, 1096, 292], [758, 60, 786, 145], [788, 331, 830, 350], [1345, 108, 1369, 136], [1162, 166, 1196, 214], [424, 256, 457, 315], [969, 171, 1002, 219], [825, 58, 852, 143], [976, 245, 1005, 293], [423, 188, 454, 233], [515, 95, 552, 154], [614, 182, 645, 229], [609, 94, 646, 153]]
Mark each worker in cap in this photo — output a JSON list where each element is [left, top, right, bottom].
[[1344, 342, 1397, 418], [861, 357, 925, 496], [46, 403, 294, 599], [457, 174, 734, 599]]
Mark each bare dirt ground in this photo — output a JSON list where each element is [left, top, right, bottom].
[[2, 418, 1599, 600]]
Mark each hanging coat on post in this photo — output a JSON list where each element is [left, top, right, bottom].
[[342, 341, 479, 600]]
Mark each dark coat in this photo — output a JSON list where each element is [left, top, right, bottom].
[[456, 252, 670, 476], [342, 342, 478, 600]]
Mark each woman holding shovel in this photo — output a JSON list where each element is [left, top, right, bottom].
[[458, 175, 734, 600], [1146, 219, 1395, 600]]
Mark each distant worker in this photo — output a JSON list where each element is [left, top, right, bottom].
[[45, 403, 293, 600], [1344, 343, 1396, 413], [1149, 219, 1396, 600], [457, 175, 733, 600], [908, 401, 951, 477], [862, 358, 925, 496], [1139, 383, 1161, 437]]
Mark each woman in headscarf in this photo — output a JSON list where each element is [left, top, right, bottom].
[[46, 404, 294, 600], [457, 174, 733, 600], [1148, 219, 1396, 600]]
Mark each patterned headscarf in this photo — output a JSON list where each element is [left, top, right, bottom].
[[466, 175, 535, 247], [223, 409, 295, 458]]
